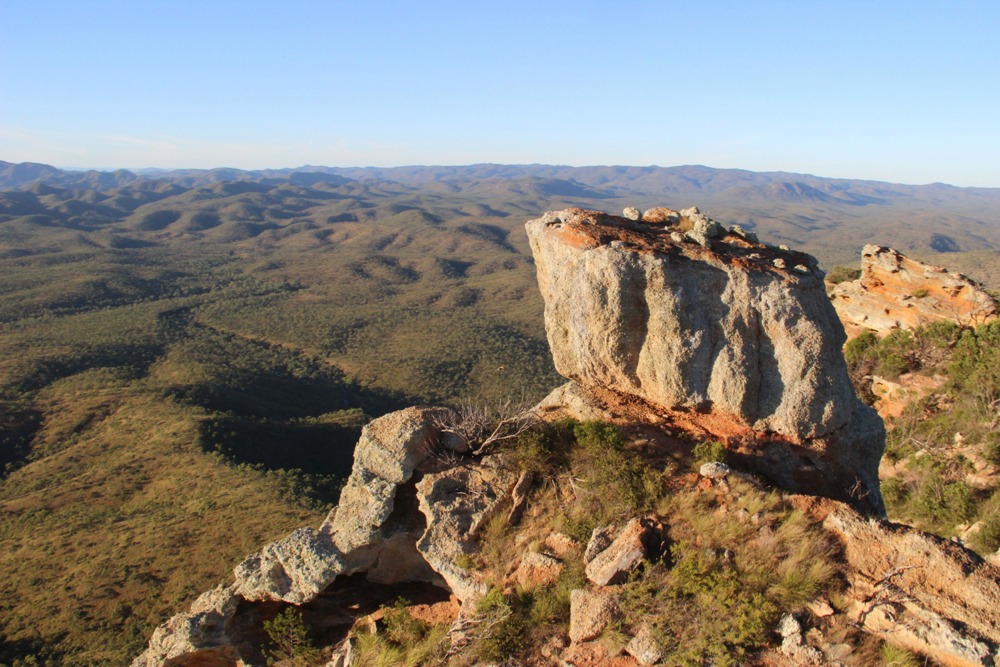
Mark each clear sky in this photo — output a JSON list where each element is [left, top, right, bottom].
[[1, 0, 998, 186]]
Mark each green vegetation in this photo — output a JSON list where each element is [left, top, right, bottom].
[[441, 422, 839, 666], [0, 191, 562, 662], [826, 265, 862, 284], [852, 319, 1000, 550], [3, 169, 999, 664], [878, 641, 923, 667], [692, 439, 727, 465], [263, 607, 321, 666], [350, 598, 450, 667]]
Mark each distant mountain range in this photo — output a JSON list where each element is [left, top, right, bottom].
[[5, 159, 1000, 201], [2, 159, 1000, 283]]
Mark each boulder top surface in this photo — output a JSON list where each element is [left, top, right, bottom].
[[531, 207, 821, 281]]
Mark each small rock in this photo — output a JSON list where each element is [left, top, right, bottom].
[[670, 231, 685, 244], [730, 224, 760, 243], [642, 207, 679, 225], [623, 207, 641, 221], [693, 215, 723, 238], [325, 637, 355, 667], [585, 517, 662, 586], [806, 598, 835, 618], [960, 522, 982, 542], [773, 258, 787, 269], [680, 206, 700, 217], [824, 643, 854, 662], [569, 588, 618, 643], [779, 244, 791, 251], [514, 551, 563, 588], [777, 613, 801, 638], [625, 623, 663, 665], [507, 470, 534, 525], [699, 461, 730, 479], [685, 230, 710, 247], [793, 264, 810, 274], [748, 252, 762, 259], [544, 532, 579, 559]]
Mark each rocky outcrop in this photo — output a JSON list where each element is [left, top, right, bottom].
[[415, 458, 517, 604], [819, 500, 1000, 666], [830, 245, 997, 338], [569, 588, 619, 643], [133, 407, 519, 667], [135, 586, 242, 667], [526, 208, 885, 515]]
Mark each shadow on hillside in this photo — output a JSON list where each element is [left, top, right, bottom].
[[0, 404, 43, 478], [199, 416, 360, 479]]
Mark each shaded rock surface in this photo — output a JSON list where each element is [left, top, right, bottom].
[[830, 245, 997, 338], [415, 458, 518, 604], [526, 208, 885, 515]]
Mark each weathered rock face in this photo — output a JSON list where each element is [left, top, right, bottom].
[[526, 208, 885, 514], [820, 500, 1000, 667], [415, 457, 518, 604], [830, 245, 997, 338], [133, 406, 518, 667]]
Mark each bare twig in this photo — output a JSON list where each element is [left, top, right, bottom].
[[855, 563, 920, 628], [432, 395, 538, 455]]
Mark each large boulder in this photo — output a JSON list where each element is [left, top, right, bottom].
[[526, 208, 885, 515], [829, 245, 997, 338], [233, 528, 343, 604]]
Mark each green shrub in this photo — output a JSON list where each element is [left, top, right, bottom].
[[473, 587, 529, 661], [618, 543, 778, 667], [881, 477, 909, 507], [826, 265, 861, 284], [983, 431, 1000, 466], [621, 482, 837, 666], [913, 480, 974, 527], [352, 599, 448, 667], [263, 607, 320, 666], [971, 515, 1000, 554], [510, 418, 576, 473], [949, 320, 1000, 405], [876, 329, 918, 378], [879, 641, 922, 666], [692, 440, 727, 465], [571, 421, 661, 515], [911, 288, 930, 298]]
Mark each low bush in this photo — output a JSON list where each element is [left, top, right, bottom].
[[620, 480, 838, 666], [352, 598, 448, 667], [692, 439, 727, 465], [262, 607, 321, 667], [971, 514, 1000, 554], [826, 265, 861, 284]]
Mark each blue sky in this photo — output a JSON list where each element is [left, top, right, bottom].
[[1, 0, 998, 186]]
